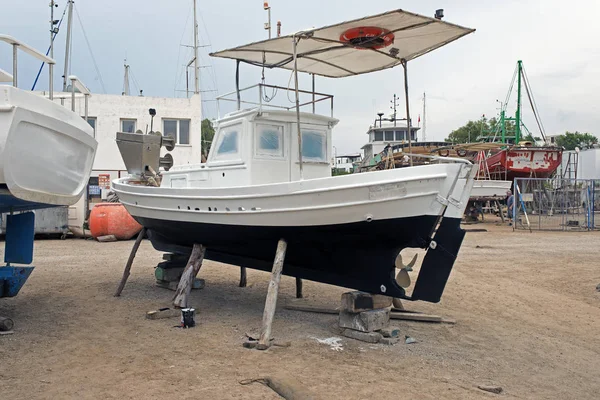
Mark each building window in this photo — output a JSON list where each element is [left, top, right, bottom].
[[121, 119, 137, 133], [374, 131, 384, 141], [163, 119, 191, 145], [302, 130, 326, 162], [395, 130, 405, 141], [86, 117, 97, 137], [256, 124, 284, 158], [385, 131, 394, 141]]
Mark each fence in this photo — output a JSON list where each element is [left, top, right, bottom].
[[513, 178, 599, 231]]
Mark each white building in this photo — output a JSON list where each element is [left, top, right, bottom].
[[48, 92, 203, 233], [561, 148, 600, 180], [333, 154, 362, 172]]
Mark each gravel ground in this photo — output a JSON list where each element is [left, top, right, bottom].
[[1, 220, 599, 399]]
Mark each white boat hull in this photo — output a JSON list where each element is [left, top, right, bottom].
[[470, 180, 512, 200], [0, 86, 97, 212]]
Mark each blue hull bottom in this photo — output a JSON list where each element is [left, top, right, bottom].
[[137, 215, 466, 302]]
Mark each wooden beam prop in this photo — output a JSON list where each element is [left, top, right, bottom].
[[257, 239, 288, 350], [114, 227, 147, 297], [239, 267, 247, 287], [172, 244, 206, 309], [295, 278, 303, 299]]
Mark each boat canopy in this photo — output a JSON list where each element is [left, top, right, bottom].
[[210, 9, 474, 78]]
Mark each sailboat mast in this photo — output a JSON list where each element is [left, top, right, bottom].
[[193, 0, 200, 95], [49, 0, 55, 99], [515, 60, 522, 143], [62, 0, 73, 92]]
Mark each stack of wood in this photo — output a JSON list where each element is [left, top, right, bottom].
[[155, 253, 205, 291], [338, 291, 400, 345]]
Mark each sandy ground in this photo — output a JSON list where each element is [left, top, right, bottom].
[[1, 220, 599, 399]]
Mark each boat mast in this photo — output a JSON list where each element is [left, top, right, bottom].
[[49, 0, 56, 99], [193, 0, 200, 94], [123, 60, 130, 96], [402, 60, 413, 166], [62, 0, 73, 92], [515, 60, 522, 143]]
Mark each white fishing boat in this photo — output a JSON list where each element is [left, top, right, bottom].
[[0, 35, 97, 213], [113, 9, 477, 302]]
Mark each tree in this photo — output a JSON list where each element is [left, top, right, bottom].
[[201, 118, 215, 161], [446, 117, 488, 143], [554, 131, 598, 150]]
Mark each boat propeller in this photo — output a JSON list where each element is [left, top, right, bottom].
[[394, 253, 418, 288]]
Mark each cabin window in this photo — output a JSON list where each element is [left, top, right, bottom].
[[256, 124, 284, 158], [374, 131, 383, 141], [213, 124, 241, 161], [121, 119, 137, 133], [86, 117, 97, 138], [395, 130, 405, 141], [385, 131, 394, 141], [163, 119, 191, 145], [302, 130, 326, 162]]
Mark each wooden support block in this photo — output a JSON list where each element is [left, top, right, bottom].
[[97, 234, 117, 242], [339, 309, 390, 332], [379, 326, 401, 338], [157, 278, 205, 291], [295, 278, 303, 299], [341, 291, 392, 313], [155, 266, 184, 282], [172, 244, 206, 309], [379, 337, 400, 345], [341, 328, 383, 343], [390, 311, 443, 323], [239, 267, 247, 288], [146, 308, 180, 320], [257, 239, 288, 350]]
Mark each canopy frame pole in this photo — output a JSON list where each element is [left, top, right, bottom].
[[402, 60, 413, 166], [293, 35, 303, 180], [12, 44, 17, 87], [236, 60, 241, 110]]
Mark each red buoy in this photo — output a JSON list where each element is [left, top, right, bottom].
[[89, 203, 142, 240], [339, 26, 395, 50]]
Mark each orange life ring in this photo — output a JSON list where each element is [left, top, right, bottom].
[[339, 26, 395, 50], [438, 149, 450, 157]]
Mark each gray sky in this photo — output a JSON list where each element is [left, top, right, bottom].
[[2, 0, 599, 154]]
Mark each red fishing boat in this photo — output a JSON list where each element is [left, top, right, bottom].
[[485, 145, 563, 181]]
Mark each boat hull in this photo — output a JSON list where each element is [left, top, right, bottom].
[[485, 147, 562, 181], [114, 163, 476, 302], [470, 180, 512, 200], [0, 86, 97, 213]]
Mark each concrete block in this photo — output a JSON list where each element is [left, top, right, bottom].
[[155, 266, 184, 282], [341, 291, 393, 312], [339, 308, 390, 332], [341, 328, 383, 344], [379, 337, 400, 345]]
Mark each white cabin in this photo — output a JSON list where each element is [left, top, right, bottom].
[[161, 109, 338, 188], [361, 122, 420, 162]]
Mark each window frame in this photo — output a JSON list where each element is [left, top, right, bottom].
[[301, 128, 327, 163], [162, 118, 191, 145], [86, 116, 97, 138], [212, 122, 242, 162], [384, 130, 395, 141], [120, 118, 137, 133], [255, 123, 285, 160], [373, 131, 384, 142]]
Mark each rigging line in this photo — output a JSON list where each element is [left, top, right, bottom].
[[504, 64, 518, 111], [198, 11, 219, 93], [73, 4, 107, 93], [173, 5, 192, 97], [31, 1, 69, 90], [522, 67, 547, 141], [130, 67, 142, 94]]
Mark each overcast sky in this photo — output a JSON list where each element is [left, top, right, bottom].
[[2, 0, 599, 154]]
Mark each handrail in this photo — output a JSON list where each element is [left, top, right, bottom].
[[68, 75, 91, 96], [68, 75, 91, 120], [0, 34, 56, 99], [0, 67, 13, 83]]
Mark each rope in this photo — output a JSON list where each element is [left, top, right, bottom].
[[521, 66, 547, 142], [74, 4, 107, 93]]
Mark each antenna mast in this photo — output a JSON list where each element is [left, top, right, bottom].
[[422, 92, 426, 141], [123, 60, 130, 96], [390, 94, 400, 127], [62, 0, 74, 91]]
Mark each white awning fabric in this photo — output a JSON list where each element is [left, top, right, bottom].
[[210, 9, 474, 78]]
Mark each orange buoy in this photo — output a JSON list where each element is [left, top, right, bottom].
[[89, 203, 142, 240]]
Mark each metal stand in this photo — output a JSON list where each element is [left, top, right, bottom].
[[257, 239, 288, 350]]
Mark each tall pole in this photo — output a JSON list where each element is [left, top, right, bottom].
[[422, 92, 426, 141], [49, 0, 55, 99], [12, 44, 17, 87], [293, 36, 303, 179], [193, 0, 200, 94], [62, 0, 74, 92], [402, 60, 413, 166], [123, 61, 130, 96], [312, 74, 315, 114], [515, 60, 522, 143]]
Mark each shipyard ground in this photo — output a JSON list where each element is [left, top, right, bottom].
[[1, 221, 599, 399]]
